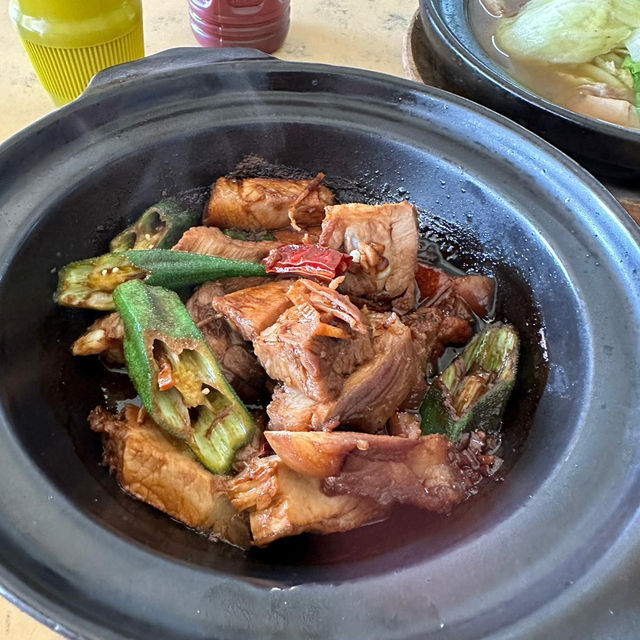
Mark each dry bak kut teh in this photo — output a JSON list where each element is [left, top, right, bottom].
[[475, 0, 640, 129], [55, 172, 519, 548]]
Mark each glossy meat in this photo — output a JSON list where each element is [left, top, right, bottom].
[[401, 305, 473, 410], [272, 226, 322, 245], [406, 306, 473, 363], [227, 455, 385, 546], [323, 434, 467, 514], [265, 430, 470, 515], [89, 404, 250, 548], [265, 430, 418, 477], [253, 280, 373, 402], [319, 201, 418, 303], [172, 226, 280, 262], [267, 312, 418, 432], [209, 280, 294, 341], [204, 176, 335, 230], [71, 312, 125, 362], [415, 264, 495, 320], [186, 282, 267, 404]]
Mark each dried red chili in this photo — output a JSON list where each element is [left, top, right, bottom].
[[263, 244, 352, 281]]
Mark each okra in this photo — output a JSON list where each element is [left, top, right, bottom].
[[110, 198, 201, 252], [420, 324, 519, 441], [54, 249, 267, 310], [113, 280, 255, 474]]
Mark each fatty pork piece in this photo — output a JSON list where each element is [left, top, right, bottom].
[[227, 455, 386, 547], [89, 404, 251, 548], [416, 264, 495, 321], [319, 201, 419, 306], [267, 311, 418, 432], [203, 175, 335, 230], [209, 280, 295, 341], [253, 280, 374, 402], [172, 226, 281, 262], [266, 430, 469, 515]]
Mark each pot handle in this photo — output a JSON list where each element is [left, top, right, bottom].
[[83, 47, 273, 95]]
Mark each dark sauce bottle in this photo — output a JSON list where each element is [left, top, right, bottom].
[[188, 0, 290, 54]]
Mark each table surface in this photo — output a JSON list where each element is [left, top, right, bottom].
[[0, 0, 415, 637]]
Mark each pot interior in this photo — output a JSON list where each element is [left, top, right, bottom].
[[0, 119, 572, 582]]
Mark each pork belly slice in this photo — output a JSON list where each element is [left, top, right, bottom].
[[267, 312, 418, 432], [227, 455, 386, 546], [265, 430, 470, 516], [253, 280, 373, 402], [415, 264, 495, 320], [319, 202, 418, 304], [89, 404, 251, 548], [72, 312, 125, 363], [186, 282, 267, 404], [209, 280, 295, 341], [265, 430, 417, 477], [204, 176, 335, 230], [323, 434, 467, 515], [173, 226, 281, 262]]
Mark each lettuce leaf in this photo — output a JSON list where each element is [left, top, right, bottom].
[[627, 28, 640, 60], [496, 0, 640, 64], [622, 55, 640, 109]]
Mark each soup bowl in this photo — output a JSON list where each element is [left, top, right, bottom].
[[0, 48, 639, 639], [419, 0, 640, 183]]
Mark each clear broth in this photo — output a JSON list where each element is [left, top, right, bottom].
[[470, 0, 639, 129]]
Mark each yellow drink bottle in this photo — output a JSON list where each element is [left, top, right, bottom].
[[9, 0, 144, 106]]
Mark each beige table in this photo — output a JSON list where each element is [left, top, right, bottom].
[[0, 0, 415, 637]]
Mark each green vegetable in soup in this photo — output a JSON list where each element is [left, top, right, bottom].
[[496, 0, 640, 65], [622, 55, 640, 111]]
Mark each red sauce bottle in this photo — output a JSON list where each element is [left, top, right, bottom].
[[188, 0, 290, 54]]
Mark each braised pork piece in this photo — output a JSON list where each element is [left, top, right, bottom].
[[62, 172, 517, 548], [204, 174, 335, 229]]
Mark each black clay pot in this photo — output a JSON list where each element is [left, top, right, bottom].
[[419, 0, 640, 183], [0, 48, 639, 640]]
